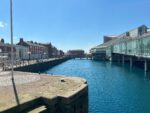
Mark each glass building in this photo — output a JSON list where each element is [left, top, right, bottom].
[[90, 25, 150, 60]]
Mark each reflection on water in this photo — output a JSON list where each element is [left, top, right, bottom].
[[45, 59, 150, 113]]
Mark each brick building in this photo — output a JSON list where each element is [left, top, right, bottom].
[[17, 38, 48, 60], [0, 39, 16, 60], [40, 43, 53, 58]]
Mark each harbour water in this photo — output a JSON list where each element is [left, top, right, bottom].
[[45, 59, 150, 113]]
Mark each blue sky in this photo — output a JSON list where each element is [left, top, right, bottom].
[[0, 0, 150, 52]]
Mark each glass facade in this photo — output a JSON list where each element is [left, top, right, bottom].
[[91, 25, 150, 60], [112, 35, 150, 57], [106, 46, 112, 58]]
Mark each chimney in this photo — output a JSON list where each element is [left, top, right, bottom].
[[20, 38, 24, 43], [1, 38, 4, 43]]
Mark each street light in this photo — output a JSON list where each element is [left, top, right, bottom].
[[0, 49, 3, 70], [43, 52, 46, 59], [27, 51, 31, 59], [27, 51, 31, 64], [10, 0, 20, 105]]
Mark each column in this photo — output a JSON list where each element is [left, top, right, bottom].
[[144, 60, 148, 72], [122, 56, 125, 65], [130, 57, 132, 68], [109, 56, 112, 62]]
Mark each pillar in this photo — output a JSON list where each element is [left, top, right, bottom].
[[110, 56, 112, 62], [122, 56, 125, 65], [118, 56, 120, 63], [130, 57, 132, 68], [144, 60, 148, 72]]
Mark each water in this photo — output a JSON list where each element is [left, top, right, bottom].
[[45, 59, 150, 113]]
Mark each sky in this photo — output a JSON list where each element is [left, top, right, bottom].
[[0, 0, 150, 53]]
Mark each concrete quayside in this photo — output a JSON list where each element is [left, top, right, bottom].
[[0, 71, 88, 113]]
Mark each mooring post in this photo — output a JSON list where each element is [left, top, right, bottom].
[[144, 60, 148, 72]]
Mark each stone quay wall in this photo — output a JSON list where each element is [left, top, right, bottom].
[[3, 86, 88, 113], [13, 58, 69, 73], [42, 86, 88, 113]]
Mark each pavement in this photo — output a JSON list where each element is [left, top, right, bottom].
[[0, 71, 40, 86]]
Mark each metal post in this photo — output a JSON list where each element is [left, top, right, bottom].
[[10, 0, 20, 105]]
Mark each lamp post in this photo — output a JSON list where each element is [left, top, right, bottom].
[[0, 49, 4, 71], [43, 52, 46, 59], [10, 0, 20, 105], [27, 51, 31, 64]]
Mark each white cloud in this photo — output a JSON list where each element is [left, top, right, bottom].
[[0, 21, 6, 28]]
